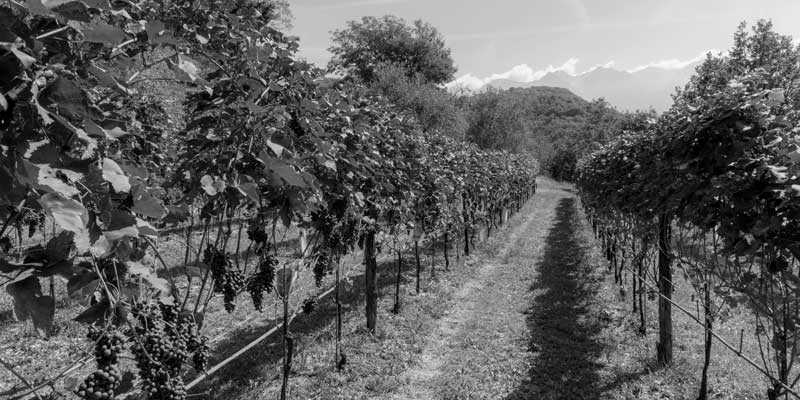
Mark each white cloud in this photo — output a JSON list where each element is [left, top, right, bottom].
[[446, 58, 582, 92], [627, 50, 719, 73], [580, 60, 615, 75], [447, 51, 719, 94]]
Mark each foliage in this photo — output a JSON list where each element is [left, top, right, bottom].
[[576, 20, 800, 397], [0, 1, 538, 398], [462, 87, 629, 180], [371, 63, 468, 139], [328, 15, 457, 85]]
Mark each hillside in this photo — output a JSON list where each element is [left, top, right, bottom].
[[464, 86, 626, 178], [481, 62, 700, 112]]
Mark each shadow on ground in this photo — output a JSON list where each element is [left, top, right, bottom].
[[188, 249, 439, 399], [504, 197, 641, 400]]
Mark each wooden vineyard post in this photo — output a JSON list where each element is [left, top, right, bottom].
[[393, 247, 402, 314], [444, 231, 450, 271], [415, 240, 422, 293], [364, 231, 378, 333], [657, 213, 673, 366], [334, 253, 344, 370]]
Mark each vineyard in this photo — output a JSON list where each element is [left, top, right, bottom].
[[0, 1, 538, 399], [577, 21, 800, 400], [3, 0, 800, 399]]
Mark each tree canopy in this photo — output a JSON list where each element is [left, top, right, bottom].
[[328, 15, 457, 85]]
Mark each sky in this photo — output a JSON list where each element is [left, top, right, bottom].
[[289, 0, 800, 85]]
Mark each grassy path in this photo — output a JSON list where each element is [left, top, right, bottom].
[[387, 177, 626, 399]]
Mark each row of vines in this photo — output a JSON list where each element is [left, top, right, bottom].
[[576, 21, 800, 400], [0, 0, 538, 399]]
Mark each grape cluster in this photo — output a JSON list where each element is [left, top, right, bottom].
[[204, 246, 245, 312], [130, 302, 207, 400], [75, 365, 123, 400], [191, 338, 210, 371], [247, 225, 269, 254], [19, 209, 44, 238], [247, 255, 277, 311], [312, 250, 330, 287], [88, 325, 126, 365], [302, 298, 317, 315], [75, 326, 126, 400]]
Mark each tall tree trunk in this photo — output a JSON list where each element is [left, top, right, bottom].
[[657, 213, 673, 366], [364, 232, 377, 333]]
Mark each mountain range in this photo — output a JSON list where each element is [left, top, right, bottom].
[[469, 63, 701, 113]]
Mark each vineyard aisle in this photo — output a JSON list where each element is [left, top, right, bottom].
[[389, 177, 625, 400]]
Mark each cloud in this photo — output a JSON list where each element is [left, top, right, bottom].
[[627, 50, 719, 73], [445, 58, 582, 92], [447, 51, 717, 93], [580, 60, 615, 75]]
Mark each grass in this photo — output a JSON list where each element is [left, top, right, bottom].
[[0, 178, 784, 399]]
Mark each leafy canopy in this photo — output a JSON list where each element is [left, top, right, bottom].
[[328, 15, 457, 85]]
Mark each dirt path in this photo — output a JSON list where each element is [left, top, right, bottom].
[[389, 178, 609, 400]]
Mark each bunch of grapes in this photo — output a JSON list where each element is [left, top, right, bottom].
[[247, 255, 277, 311], [191, 338, 210, 371], [74, 365, 123, 400], [18, 209, 44, 238], [131, 320, 187, 399], [128, 302, 209, 399], [205, 246, 245, 312], [88, 325, 125, 366], [75, 326, 126, 400], [312, 250, 330, 287], [302, 298, 317, 314], [247, 225, 269, 254]]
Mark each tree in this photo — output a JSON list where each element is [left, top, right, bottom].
[[328, 15, 457, 85], [371, 63, 467, 139]]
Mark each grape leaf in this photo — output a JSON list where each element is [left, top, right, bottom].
[[132, 186, 165, 218], [38, 192, 88, 234], [80, 21, 127, 44], [6, 276, 54, 338], [102, 158, 131, 193]]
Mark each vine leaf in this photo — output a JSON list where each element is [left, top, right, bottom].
[[8, 47, 35, 69], [200, 175, 218, 195], [170, 55, 201, 83], [25, 0, 51, 16], [40, 77, 88, 120], [38, 192, 88, 234], [266, 138, 286, 157], [88, 64, 129, 94], [6, 276, 55, 338], [67, 270, 97, 296], [126, 261, 172, 303], [78, 20, 127, 45], [45, 231, 76, 263], [52, 1, 90, 22], [81, 0, 111, 10], [102, 158, 131, 193], [237, 182, 260, 203], [35, 164, 81, 196], [74, 298, 110, 324], [132, 186, 165, 219]]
